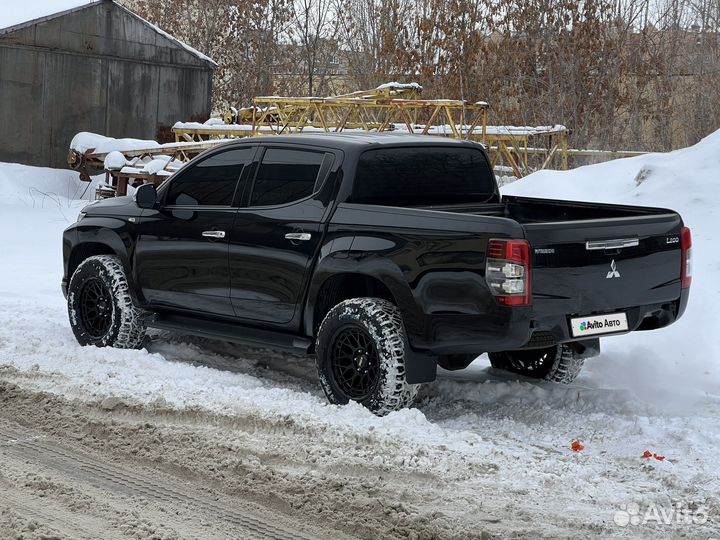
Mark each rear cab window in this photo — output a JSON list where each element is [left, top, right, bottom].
[[351, 146, 497, 207], [250, 148, 332, 207]]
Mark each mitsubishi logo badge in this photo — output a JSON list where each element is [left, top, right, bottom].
[[606, 259, 621, 279]]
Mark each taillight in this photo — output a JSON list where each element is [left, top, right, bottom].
[[485, 239, 532, 306], [681, 226, 692, 289]]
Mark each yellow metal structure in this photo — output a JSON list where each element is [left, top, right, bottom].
[[70, 84, 647, 199], [171, 86, 644, 178], [172, 84, 576, 177]]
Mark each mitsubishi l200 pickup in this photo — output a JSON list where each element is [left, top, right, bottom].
[[62, 134, 691, 415]]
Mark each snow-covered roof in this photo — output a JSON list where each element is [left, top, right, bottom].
[[0, 1, 216, 66], [116, 4, 216, 66], [0, 0, 99, 33]]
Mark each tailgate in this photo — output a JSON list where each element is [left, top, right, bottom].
[[524, 213, 683, 315]]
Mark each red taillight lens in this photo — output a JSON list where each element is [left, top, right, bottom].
[[681, 226, 692, 289], [486, 239, 532, 306]]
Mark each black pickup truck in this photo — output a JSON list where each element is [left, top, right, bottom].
[[62, 134, 691, 415]]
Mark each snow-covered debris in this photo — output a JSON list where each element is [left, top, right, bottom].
[[116, 155, 183, 176], [205, 117, 226, 126], [70, 132, 160, 155], [375, 81, 423, 93], [142, 157, 169, 174], [173, 120, 239, 131], [103, 151, 128, 171], [70, 132, 113, 154]]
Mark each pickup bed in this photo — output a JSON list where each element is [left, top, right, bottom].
[[62, 133, 691, 415]]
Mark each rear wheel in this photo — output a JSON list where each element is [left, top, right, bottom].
[[488, 344, 584, 384], [315, 298, 419, 416]]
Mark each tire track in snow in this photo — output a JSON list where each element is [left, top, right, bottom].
[[0, 420, 345, 540]]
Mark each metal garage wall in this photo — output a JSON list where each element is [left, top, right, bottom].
[[0, 1, 213, 169], [0, 47, 45, 166], [45, 54, 107, 168]]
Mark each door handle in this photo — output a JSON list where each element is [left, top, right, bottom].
[[285, 232, 311, 241], [585, 238, 638, 250], [202, 230, 226, 239]]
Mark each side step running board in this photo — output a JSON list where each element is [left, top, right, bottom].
[[145, 313, 313, 354]]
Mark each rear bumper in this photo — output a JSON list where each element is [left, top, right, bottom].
[[406, 308, 532, 355], [406, 291, 688, 356], [532, 292, 688, 344]]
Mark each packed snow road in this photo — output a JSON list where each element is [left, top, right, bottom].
[[1, 136, 719, 539], [0, 386, 342, 540]]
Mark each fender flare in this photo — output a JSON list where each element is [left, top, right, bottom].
[[67, 218, 142, 304], [304, 245, 436, 384]]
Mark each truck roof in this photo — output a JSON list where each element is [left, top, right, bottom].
[[221, 132, 484, 152]]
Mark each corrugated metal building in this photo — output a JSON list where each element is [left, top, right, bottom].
[[0, 0, 215, 168]]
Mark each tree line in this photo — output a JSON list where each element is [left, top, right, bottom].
[[123, 0, 720, 152]]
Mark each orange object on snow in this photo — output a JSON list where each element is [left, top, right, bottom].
[[571, 440, 585, 452], [642, 450, 666, 461]]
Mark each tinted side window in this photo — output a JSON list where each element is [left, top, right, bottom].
[[352, 147, 496, 207], [250, 148, 325, 206], [166, 148, 253, 206]]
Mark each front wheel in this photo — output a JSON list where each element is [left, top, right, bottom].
[[488, 344, 584, 384], [315, 298, 419, 416], [68, 255, 146, 348]]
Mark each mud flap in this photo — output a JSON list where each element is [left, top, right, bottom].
[[404, 347, 438, 383]]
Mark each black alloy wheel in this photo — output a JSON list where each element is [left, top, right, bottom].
[[78, 277, 113, 338], [315, 297, 419, 415], [501, 346, 557, 378], [329, 325, 380, 400], [488, 343, 586, 384]]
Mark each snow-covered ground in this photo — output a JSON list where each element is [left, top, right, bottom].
[[0, 133, 719, 538]]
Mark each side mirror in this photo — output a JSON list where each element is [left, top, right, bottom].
[[135, 183, 158, 209]]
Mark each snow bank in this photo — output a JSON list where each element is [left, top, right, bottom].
[[503, 129, 720, 407], [0, 161, 98, 206]]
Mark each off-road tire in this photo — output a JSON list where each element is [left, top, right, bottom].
[[68, 255, 146, 348], [488, 344, 584, 384], [316, 298, 419, 416]]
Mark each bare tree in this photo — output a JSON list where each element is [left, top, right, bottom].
[[287, 0, 341, 95], [122, 0, 293, 110], [121, 0, 720, 152]]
